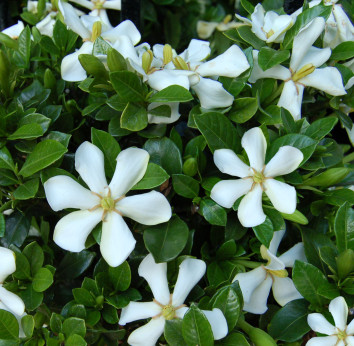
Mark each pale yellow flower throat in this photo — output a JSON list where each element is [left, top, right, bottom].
[[153, 294, 186, 320]]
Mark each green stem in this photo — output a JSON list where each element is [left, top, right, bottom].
[[235, 260, 262, 269]]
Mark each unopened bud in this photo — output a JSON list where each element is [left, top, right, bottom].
[[337, 249, 354, 279], [163, 44, 173, 65], [142, 50, 153, 74], [173, 56, 189, 70], [183, 157, 198, 176]]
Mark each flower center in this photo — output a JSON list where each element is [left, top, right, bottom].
[[162, 304, 176, 320], [252, 170, 265, 184], [292, 63, 315, 82], [100, 196, 115, 211], [260, 245, 289, 278], [337, 328, 347, 340], [93, 0, 105, 10]]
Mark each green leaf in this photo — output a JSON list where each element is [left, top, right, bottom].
[[334, 202, 354, 253], [149, 85, 193, 103], [62, 318, 86, 338], [304, 117, 338, 140], [194, 112, 240, 153], [331, 41, 354, 60], [91, 128, 120, 177], [240, 0, 254, 14], [252, 217, 274, 247], [292, 261, 330, 307], [58, 251, 95, 279], [19, 140, 67, 177], [66, 334, 87, 346], [23, 241, 44, 276], [19, 113, 51, 133], [21, 315, 34, 338], [0, 214, 4, 237], [0, 146, 15, 171], [0, 310, 19, 341], [237, 25, 265, 50], [1, 212, 30, 248], [144, 137, 183, 175], [72, 288, 96, 307], [148, 105, 171, 117], [144, 216, 189, 263], [13, 178, 39, 200], [107, 48, 127, 72], [8, 123, 44, 140], [120, 103, 148, 131], [50, 313, 63, 334], [172, 174, 200, 198], [11, 248, 31, 280], [182, 304, 214, 346], [110, 71, 146, 102], [108, 261, 131, 291], [258, 47, 290, 71], [165, 320, 187, 346], [268, 300, 310, 342], [19, 284, 43, 311], [32, 267, 54, 292], [132, 162, 169, 190], [210, 284, 242, 330], [219, 333, 250, 346], [92, 36, 111, 55], [102, 304, 118, 324], [304, 168, 350, 187], [200, 199, 227, 226], [229, 97, 258, 123], [79, 54, 108, 80], [283, 3, 332, 49], [18, 26, 31, 66]]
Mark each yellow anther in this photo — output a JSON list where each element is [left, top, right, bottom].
[[100, 196, 115, 211], [91, 21, 102, 41], [173, 56, 189, 70], [292, 63, 315, 82], [223, 14, 232, 24], [163, 44, 173, 65], [266, 29, 275, 38], [162, 305, 176, 320], [142, 50, 153, 74], [267, 268, 289, 278]]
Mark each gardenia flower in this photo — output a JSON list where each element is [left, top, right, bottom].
[[236, 3, 294, 43], [0, 247, 26, 337], [211, 127, 303, 227], [44, 143, 172, 267], [233, 229, 305, 314], [197, 14, 240, 39], [119, 254, 228, 346], [1, 21, 25, 39], [249, 17, 346, 120], [307, 296, 354, 345]]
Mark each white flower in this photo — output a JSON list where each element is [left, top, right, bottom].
[[249, 17, 346, 120], [233, 229, 305, 314], [1, 21, 25, 39], [44, 143, 172, 267], [211, 127, 303, 227], [119, 254, 228, 346], [0, 247, 26, 338], [236, 3, 294, 43], [307, 296, 354, 346], [197, 14, 240, 39]]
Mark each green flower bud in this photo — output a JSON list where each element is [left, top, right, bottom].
[[96, 295, 105, 307], [336, 249, 354, 279], [183, 157, 198, 176], [44, 68, 56, 91], [281, 209, 308, 225], [238, 318, 277, 346]]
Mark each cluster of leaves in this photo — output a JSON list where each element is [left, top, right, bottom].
[[0, 0, 353, 345]]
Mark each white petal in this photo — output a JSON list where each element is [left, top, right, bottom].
[[116, 191, 171, 225], [103, 0, 122, 10], [100, 212, 136, 267], [300, 67, 346, 96], [197, 45, 250, 78], [0, 286, 25, 316], [306, 336, 339, 346], [75, 141, 107, 194], [112, 36, 139, 62], [297, 46, 331, 70], [147, 102, 181, 124], [44, 175, 99, 211], [307, 313, 336, 335], [346, 336, 354, 346], [233, 266, 267, 303], [69, 0, 94, 10], [1, 21, 24, 39], [264, 250, 285, 271], [272, 276, 302, 306], [119, 301, 161, 325], [291, 17, 325, 72], [181, 39, 210, 64], [329, 296, 348, 331], [53, 209, 102, 252], [277, 80, 304, 120], [266, 14, 293, 43], [241, 127, 267, 171], [197, 21, 218, 39], [138, 254, 170, 305], [127, 317, 165, 346], [250, 4, 266, 41], [175, 306, 189, 319], [61, 41, 93, 82], [243, 276, 273, 314], [192, 77, 234, 109], [59, 0, 91, 39], [264, 179, 297, 214], [36, 14, 55, 37], [268, 229, 285, 255], [172, 258, 206, 306], [264, 146, 303, 177], [211, 179, 253, 208], [202, 308, 228, 340], [347, 319, 354, 335], [278, 243, 306, 267], [102, 20, 141, 45], [148, 70, 191, 91], [238, 185, 266, 227], [0, 248, 16, 283], [109, 148, 149, 198], [249, 50, 291, 83], [214, 149, 251, 178]]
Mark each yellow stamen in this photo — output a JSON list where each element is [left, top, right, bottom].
[[266, 29, 275, 38], [153, 294, 186, 320], [142, 50, 153, 74], [173, 56, 189, 70], [292, 63, 315, 82], [260, 245, 289, 278], [91, 21, 102, 42], [163, 44, 173, 65], [223, 14, 232, 24]]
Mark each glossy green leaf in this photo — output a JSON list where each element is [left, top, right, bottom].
[[229, 97, 258, 123], [219, 333, 250, 346], [23, 241, 44, 276], [107, 48, 127, 71], [110, 71, 146, 102], [172, 174, 200, 198], [237, 25, 265, 50], [58, 251, 95, 279], [73, 288, 96, 307], [253, 217, 274, 247], [132, 162, 169, 190], [149, 85, 193, 103], [200, 199, 227, 226], [165, 319, 187, 346], [21, 315, 34, 338], [258, 47, 290, 71], [331, 41, 354, 60], [120, 103, 148, 131], [8, 123, 44, 140], [108, 261, 131, 291], [304, 168, 350, 187], [0, 310, 19, 341], [62, 317, 86, 338], [19, 284, 43, 311], [1, 212, 30, 248], [32, 267, 54, 292], [13, 178, 39, 200], [334, 202, 354, 253], [304, 117, 338, 140], [0, 146, 15, 171]]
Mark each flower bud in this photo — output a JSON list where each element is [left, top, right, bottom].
[[44, 68, 56, 91], [183, 157, 198, 176], [281, 210, 308, 225], [337, 249, 354, 279], [238, 318, 277, 346]]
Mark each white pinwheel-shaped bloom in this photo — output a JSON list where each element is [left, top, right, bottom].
[[307, 296, 354, 346], [44, 143, 172, 267], [197, 14, 240, 39], [59, 0, 140, 81], [119, 254, 228, 346], [233, 229, 305, 314], [249, 17, 346, 120], [0, 247, 26, 337], [211, 127, 303, 227], [1, 21, 25, 39], [236, 3, 294, 43]]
